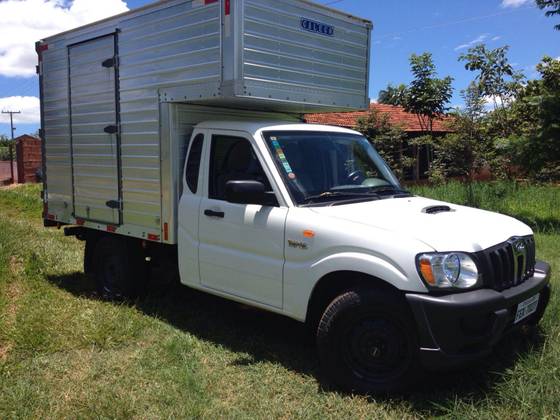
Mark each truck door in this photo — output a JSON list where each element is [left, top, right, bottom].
[[178, 130, 207, 287], [197, 132, 287, 309], [68, 34, 121, 225]]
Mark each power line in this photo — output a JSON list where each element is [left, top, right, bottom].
[[376, 5, 536, 40], [321, 2, 535, 40]]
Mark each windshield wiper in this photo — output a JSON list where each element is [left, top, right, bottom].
[[368, 186, 412, 196], [300, 191, 379, 205]]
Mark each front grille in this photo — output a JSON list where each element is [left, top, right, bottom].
[[476, 236, 536, 291]]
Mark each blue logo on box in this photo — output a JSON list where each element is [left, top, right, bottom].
[[300, 18, 335, 37]]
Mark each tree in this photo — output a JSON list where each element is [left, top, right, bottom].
[[404, 53, 454, 135], [428, 84, 488, 183], [0, 134, 11, 149], [508, 56, 560, 180], [462, 81, 486, 122], [355, 108, 413, 180], [459, 44, 524, 136], [0, 135, 10, 161], [377, 83, 408, 106], [403, 52, 453, 179], [536, 0, 560, 30]]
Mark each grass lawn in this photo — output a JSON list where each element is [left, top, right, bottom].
[[1, 183, 559, 418]]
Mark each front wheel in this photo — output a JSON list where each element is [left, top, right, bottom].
[[316, 288, 420, 394]]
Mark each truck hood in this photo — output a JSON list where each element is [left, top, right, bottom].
[[309, 196, 532, 252]]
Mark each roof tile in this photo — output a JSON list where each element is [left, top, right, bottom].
[[304, 103, 453, 133]]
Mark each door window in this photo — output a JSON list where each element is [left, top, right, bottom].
[[185, 133, 204, 193], [208, 135, 275, 203]]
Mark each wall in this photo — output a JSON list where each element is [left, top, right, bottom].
[[16, 137, 41, 184]]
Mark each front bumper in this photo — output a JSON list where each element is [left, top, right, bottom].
[[406, 260, 551, 370]]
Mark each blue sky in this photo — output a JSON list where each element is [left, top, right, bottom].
[[0, 0, 558, 137]]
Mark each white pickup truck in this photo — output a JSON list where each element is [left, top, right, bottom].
[[37, 0, 551, 393]]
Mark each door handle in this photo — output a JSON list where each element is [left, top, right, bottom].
[[204, 209, 224, 218]]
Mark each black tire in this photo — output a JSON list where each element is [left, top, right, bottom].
[[93, 236, 147, 300], [84, 236, 98, 279], [316, 288, 420, 394]]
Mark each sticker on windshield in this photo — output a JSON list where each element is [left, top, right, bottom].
[[271, 139, 294, 175], [282, 158, 294, 175]]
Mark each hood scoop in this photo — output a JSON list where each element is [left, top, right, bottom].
[[422, 205, 454, 214]]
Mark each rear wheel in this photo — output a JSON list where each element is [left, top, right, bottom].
[[316, 288, 419, 394], [93, 236, 147, 300]]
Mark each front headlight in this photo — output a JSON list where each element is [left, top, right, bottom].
[[417, 252, 479, 289]]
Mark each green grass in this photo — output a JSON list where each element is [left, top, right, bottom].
[[410, 181, 560, 233], [1, 183, 559, 418]]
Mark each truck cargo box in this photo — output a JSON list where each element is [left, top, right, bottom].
[[37, 0, 372, 243]]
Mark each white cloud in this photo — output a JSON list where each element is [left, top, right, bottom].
[[454, 34, 489, 51], [501, 0, 531, 8], [0, 96, 40, 124], [491, 35, 502, 41], [483, 95, 502, 107], [483, 95, 516, 109], [0, 0, 129, 78]]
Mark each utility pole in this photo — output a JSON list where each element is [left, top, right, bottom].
[[2, 110, 21, 184]]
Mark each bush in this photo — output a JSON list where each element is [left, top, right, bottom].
[[355, 109, 414, 180], [0, 146, 12, 161]]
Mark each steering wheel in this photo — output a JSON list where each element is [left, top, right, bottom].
[[346, 170, 366, 184]]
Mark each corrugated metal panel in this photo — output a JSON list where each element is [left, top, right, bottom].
[[69, 34, 120, 224], [41, 0, 224, 237], [42, 41, 72, 218], [119, 1, 221, 93], [116, 0, 222, 230], [241, 0, 370, 109], [40, 0, 372, 242]]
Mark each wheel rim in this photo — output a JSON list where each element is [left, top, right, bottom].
[[341, 315, 410, 383]]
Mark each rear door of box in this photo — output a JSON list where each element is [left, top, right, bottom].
[[69, 34, 122, 225]]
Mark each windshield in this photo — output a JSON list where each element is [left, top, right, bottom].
[[263, 131, 403, 206]]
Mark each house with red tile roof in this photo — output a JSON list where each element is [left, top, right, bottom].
[[305, 103, 455, 181], [305, 103, 454, 134]]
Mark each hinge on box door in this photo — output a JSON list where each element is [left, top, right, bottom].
[[102, 57, 117, 68], [104, 125, 118, 134], [106, 200, 122, 210]]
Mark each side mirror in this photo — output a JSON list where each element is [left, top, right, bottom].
[[225, 180, 266, 205]]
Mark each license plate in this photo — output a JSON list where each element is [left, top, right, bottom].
[[514, 294, 540, 324]]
